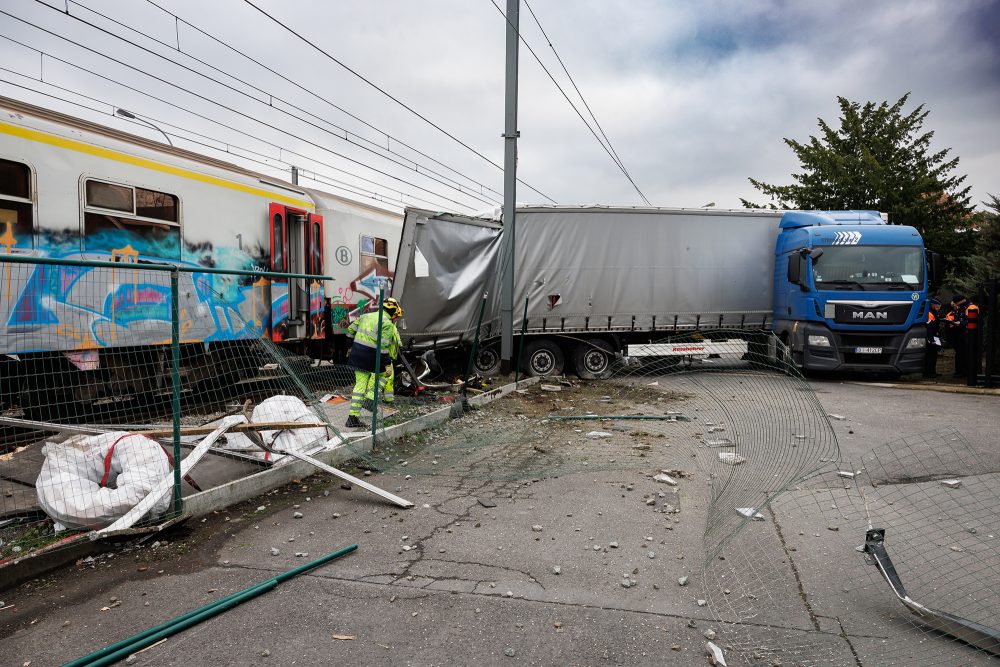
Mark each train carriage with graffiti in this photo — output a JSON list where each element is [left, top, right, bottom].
[[0, 96, 401, 415]]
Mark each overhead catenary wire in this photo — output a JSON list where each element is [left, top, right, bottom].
[[142, 0, 503, 203], [19, 1, 497, 211], [523, 0, 638, 193], [487, 0, 652, 206], [0, 13, 483, 213], [239, 0, 557, 205], [0, 68, 458, 213], [61, 0, 502, 207]]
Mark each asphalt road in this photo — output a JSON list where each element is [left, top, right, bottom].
[[1, 373, 997, 667]]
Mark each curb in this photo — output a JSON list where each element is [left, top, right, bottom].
[[846, 381, 1000, 397]]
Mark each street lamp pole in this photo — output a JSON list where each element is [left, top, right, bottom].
[[115, 108, 174, 147]]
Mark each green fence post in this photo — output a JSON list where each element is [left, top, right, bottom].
[[462, 293, 489, 401], [514, 297, 529, 383], [169, 269, 182, 516], [371, 288, 385, 443]]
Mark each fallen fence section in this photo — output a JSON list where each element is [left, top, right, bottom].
[[181, 376, 537, 518]]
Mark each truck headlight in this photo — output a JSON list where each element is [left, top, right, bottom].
[[807, 335, 831, 347], [906, 337, 926, 350]]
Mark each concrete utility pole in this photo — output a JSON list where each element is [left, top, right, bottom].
[[291, 166, 299, 185], [499, 0, 520, 373]]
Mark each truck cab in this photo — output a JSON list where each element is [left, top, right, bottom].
[[772, 210, 933, 373]]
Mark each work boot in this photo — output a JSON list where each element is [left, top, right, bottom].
[[344, 415, 363, 428]]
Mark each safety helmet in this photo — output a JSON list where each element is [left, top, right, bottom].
[[382, 297, 403, 319]]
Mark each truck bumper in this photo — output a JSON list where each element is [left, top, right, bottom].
[[797, 323, 925, 373]]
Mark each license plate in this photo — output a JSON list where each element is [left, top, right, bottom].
[[855, 346, 883, 354]]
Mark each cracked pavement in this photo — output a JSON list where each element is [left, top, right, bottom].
[[2, 374, 998, 666]]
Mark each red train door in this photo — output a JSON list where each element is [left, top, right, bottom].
[[305, 213, 325, 339]]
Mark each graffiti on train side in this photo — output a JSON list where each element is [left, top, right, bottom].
[[0, 227, 327, 354], [329, 264, 394, 333]]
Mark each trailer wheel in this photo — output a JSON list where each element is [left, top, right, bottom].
[[473, 345, 502, 377], [573, 340, 614, 380], [522, 340, 564, 377]]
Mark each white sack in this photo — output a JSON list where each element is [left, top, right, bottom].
[[36, 432, 172, 531]]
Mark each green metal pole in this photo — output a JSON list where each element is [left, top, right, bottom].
[[169, 269, 182, 516], [63, 545, 358, 667], [514, 297, 529, 382], [371, 288, 385, 443], [462, 293, 489, 399], [546, 414, 690, 422]]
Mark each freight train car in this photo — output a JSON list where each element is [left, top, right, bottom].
[[0, 96, 402, 415]]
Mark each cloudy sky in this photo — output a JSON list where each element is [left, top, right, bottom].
[[2, 0, 998, 214]]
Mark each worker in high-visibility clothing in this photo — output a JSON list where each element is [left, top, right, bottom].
[[344, 297, 403, 428]]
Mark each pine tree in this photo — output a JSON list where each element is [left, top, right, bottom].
[[743, 94, 973, 263]]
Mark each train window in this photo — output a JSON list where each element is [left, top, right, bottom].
[[360, 234, 388, 276], [85, 180, 133, 213], [0, 159, 30, 199], [311, 221, 323, 275], [83, 179, 180, 259], [135, 187, 178, 222], [0, 158, 34, 249]]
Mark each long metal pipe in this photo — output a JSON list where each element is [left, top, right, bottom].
[[0, 252, 331, 281], [63, 544, 358, 667]]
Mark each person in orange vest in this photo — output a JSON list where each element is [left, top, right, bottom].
[[948, 294, 979, 377], [923, 297, 943, 378]]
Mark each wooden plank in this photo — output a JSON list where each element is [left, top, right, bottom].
[[0, 415, 328, 439]]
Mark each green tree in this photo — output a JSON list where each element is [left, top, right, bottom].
[[949, 194, 1000, 294], [743, 94, 974, 263]]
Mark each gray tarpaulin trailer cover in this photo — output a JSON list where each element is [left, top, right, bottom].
[[391, 206, 784, 374]]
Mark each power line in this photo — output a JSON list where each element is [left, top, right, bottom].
[[0, 46, 468, 213], [26, 0, 499, 209], [0, 10, 483, 212], [239, 0, 557, 205], [0, 72, 453, 212], [523, 0, 638, 194], [64, 0, 502, 205], [142, 0, 502, 204], [487, 0, 652, 206]]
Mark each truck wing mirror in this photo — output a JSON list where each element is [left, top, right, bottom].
[[787, 255, 802, 285], [929, 251, 943, 285]]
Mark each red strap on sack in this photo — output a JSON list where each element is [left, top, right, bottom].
[[99, 433, 176, 488]]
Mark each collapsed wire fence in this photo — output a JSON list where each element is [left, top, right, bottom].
[[0, 254, 437, 566], [366, 327, 999, 664]]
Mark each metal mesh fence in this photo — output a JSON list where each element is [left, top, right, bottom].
[[0, 256, 437, 566], [703, 427, 1000, 665]]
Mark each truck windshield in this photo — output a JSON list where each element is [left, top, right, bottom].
[[812, 246, 924, 290]]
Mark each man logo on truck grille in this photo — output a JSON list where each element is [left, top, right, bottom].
[[853, 311, 888, 320], [833, 231, 862, 245]]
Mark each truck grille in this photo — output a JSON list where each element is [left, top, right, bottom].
[[833, 303, 911, 325]]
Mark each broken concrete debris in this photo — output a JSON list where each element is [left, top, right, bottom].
[[653, 473, 679, 485], [718, 452, 746, 465], [705, 641, 728, 666], [837, 471, 856, 479], [586, 431, 613, 439], [827, 413, 847, 420], [678, 576, 689, 586], [736, 507, 765, 521], [941, 479, 962, 489]]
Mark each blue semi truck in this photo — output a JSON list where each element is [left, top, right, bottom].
[[392, 207, 939, 377], [773, 210, 939, 373]]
